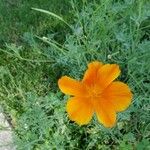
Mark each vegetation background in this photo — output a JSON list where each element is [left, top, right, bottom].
[[0, 0, 150, 149]]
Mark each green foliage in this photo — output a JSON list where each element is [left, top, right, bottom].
[[0, 0, 150, 149], [0, 0, 72, 44]]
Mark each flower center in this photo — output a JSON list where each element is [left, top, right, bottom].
[[87, 85, 102, 99]]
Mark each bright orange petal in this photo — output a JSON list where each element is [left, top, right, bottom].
[[58, 76, 86, 96], [102, 81, 132, 112], [82, 61, 103, 85], [66, 97, 94, 125], [97, 64, 121, 89], [94, 98, 116, 128]]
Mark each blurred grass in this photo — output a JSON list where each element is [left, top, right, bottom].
[[0, 0, 150, 149], [0, 0, 72, 44]]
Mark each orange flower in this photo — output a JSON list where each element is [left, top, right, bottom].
[[58, 61, 132, 128]]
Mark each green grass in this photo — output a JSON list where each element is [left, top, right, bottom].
[[0, 0, 72, 44], [0, 0, 150, 149]]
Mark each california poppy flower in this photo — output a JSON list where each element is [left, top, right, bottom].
[[58, 61, 132, 128]]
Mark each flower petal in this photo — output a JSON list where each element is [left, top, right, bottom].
[[102, 81, 132, 112], [82, 61, 103, 85], [66, 97, 94, 125], [94, 98, 116, 128], [58, 76, 86, 96], [97, 64, 121, 89]]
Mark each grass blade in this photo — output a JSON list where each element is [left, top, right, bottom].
[[31, 8, 71, 28]]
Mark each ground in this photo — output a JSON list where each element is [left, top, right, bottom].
[[0, 112, 15, 150]]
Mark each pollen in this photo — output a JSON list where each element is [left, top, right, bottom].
[[87, 85, 102, 98]]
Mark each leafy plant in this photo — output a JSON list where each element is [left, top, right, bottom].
[[0, 0, 150, 149]]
